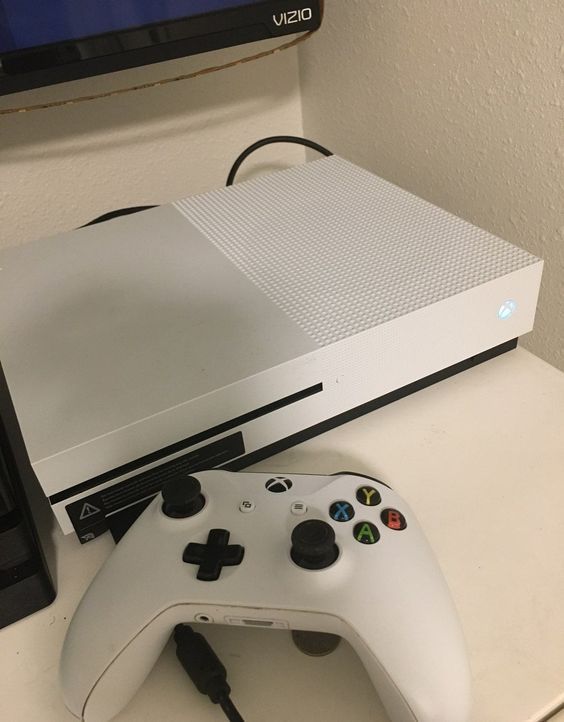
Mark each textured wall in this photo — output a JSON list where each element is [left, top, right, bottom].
[[0, 41, 304, 247], [299, 0, 564, 370]]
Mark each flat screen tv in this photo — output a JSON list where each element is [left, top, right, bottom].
[[0, 1, 322, 95]]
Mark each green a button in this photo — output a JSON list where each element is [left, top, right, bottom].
[[353, 521, 380, 545]]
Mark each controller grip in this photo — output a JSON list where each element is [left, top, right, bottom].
[[343, 609, 471, 722], [61, 606, 187, 722]]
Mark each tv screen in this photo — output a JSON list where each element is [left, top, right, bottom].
[[0, 0, 322, 95]]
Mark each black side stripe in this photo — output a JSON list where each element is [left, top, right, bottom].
[[49, 382, 323, 505]]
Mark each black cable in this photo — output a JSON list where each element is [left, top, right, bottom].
[[78, 136, 332, 228], [81, 205, 157, 227], [219, 693, 245, 722], [174, 624, 246, 722], [226, 135, 333, 186]]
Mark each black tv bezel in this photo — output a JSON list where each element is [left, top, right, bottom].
[[0, 0, 322, 96]]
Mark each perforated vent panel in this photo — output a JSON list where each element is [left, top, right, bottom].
[[174, 157, 538, 347]]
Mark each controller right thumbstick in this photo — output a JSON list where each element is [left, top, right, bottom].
[[291, 519, 339, 570]]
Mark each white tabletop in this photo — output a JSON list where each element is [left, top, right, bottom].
[[1, 347, 563, 722]]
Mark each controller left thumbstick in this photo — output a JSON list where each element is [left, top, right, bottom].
[[162, 475, 205, 518]]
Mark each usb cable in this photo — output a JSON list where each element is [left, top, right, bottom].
[[174, 624, 245, 722]]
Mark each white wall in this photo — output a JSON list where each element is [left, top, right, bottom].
[[0, 40, 304, 247], [299, 0, 564, 370]]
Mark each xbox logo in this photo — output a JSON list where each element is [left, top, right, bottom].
[[265, 477, 293, 493], [498, 300, 517, 320]]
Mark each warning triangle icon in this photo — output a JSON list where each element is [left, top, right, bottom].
[[79, 502, 102, 520]]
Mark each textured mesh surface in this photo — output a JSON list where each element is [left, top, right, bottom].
[[174, 157, 538, 347]]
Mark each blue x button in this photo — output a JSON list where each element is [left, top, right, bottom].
[[329, 501, 355, 522]]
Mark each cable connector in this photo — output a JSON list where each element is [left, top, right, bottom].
[[174, 624, 245, 722]]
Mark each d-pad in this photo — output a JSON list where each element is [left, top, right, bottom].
[[183, 529, 245, 581]]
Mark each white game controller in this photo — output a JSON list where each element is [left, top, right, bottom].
[[60, 470, 471, 722]]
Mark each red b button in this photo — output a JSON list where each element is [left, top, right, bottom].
[[381, 508, 407, 531]]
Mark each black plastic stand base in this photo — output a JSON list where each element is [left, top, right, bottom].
[[0, 363, 56, 629]]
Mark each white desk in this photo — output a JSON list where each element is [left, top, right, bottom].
[[1, 348, 563, 722]]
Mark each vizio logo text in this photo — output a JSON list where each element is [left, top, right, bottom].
[[273, 8, 313, 26]]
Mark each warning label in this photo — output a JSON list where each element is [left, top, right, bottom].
[[66, 492, 107, 544], [79, 502, 102, 520], [65, 432, 245, 543]]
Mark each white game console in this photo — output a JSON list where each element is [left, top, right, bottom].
[[0, 156, 542, 542]]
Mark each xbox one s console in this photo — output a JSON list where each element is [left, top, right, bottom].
[[0, 156, 543, 542], [60, 470, 472, 722]]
